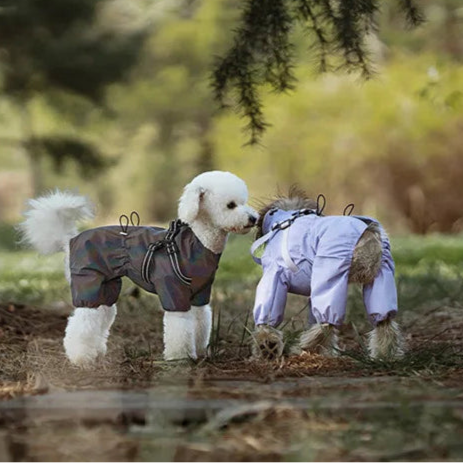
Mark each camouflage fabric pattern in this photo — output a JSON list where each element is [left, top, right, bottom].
[[69, 224, 221, 311]]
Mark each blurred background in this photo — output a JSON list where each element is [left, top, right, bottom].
[[1, 5, 463, 458], [0, 0, 462, 240]]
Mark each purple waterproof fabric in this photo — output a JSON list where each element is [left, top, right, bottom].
[[252, 210, 398, 327]]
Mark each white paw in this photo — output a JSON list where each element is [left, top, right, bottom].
[[63, 335, 106, 367], [163, 341, 197, 361], [163, 311, 197, 361]]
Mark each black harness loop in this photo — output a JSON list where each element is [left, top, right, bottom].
[[141, 219, 192, 286], [119, 211, 141, 235], [130, 211, 140, 226], [316, 194, 326, 216], [343, 203, 355, 216], [119, 215, 129, 235]]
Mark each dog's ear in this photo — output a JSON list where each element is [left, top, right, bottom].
[[178, 183, 206, 224]]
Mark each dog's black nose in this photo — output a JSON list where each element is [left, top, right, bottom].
[[248, 215, 257, 226]]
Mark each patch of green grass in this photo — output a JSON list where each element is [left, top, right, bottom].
[[345, 260, 463, 334], [215, 234, 261, 284], [392, 234, 463, 267], [2, 233, 463, 345], [0, 223, 19, 251], [0, 251, 70, 305]]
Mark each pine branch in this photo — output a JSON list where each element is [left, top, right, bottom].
[[212, 0, 424, 145], [397, 0, 426, 28]]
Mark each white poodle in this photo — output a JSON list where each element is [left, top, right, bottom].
[[19, 171, 258, 366]]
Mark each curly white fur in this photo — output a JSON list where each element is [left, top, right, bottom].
[[19, 172, 257, 366], [178, 171, 256, 254], [191, 304, 212, 357], [18, 190, 94, 255], [163, 311, 197, 360], [63, 305, 117, 366]]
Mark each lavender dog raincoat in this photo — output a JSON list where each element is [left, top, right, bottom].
[[251, 209, 397, 327], [69, 221, 220, 311]]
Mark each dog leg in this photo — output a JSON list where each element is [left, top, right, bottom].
[[368, 318, 405, 360], [63, 304, 117, 366], [163, 311, 197, 361], [299, 323, 339, 356], [251, 325, 284, 360], [191, 305, 212, 358]]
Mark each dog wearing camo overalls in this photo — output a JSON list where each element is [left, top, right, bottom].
[[250, 187, 405, 361], [19, 171, 258, 366]]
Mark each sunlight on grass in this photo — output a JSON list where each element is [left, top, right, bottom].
[[0, 251, 70, 305], [1, 233, 462, 316]]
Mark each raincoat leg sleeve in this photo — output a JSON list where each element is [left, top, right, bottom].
[[310, 255, 351, 326], [253, 266, 288, 328], [363, 234, 398, 325]]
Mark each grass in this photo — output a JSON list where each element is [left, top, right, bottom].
[[1, 233, 463, 363], [392, 233, 463, 267], [1, 233, 463, 460], [2, 232, 463, 301], [0, 251, 69, 305]]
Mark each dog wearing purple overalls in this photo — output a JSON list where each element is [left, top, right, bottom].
[[250, 188, 405, 361], [19, 171, 258, 366]]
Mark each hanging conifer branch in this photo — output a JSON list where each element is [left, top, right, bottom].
[[212, 0, 424, 144], [398, 0, 425, 27]]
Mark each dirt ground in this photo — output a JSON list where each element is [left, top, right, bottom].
[[1, 298, 463, 461]]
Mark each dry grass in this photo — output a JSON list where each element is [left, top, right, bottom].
[[2, 298, 463, 461], [4, 422, 138, 462], [0, 293, 361, 400], [1, 247, 463, 461], [2, 294, 463, 400]]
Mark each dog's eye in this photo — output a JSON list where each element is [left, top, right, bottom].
[[227, 201, 237, 210]]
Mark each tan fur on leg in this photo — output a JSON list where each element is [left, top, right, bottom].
[[299, 323, 339, 356], [368, 319, 405, 360], [349, 222, 382, 284], [251, 325, 284, 360]]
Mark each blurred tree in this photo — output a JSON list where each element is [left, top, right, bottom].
[[109, 0, 239, 220], [381, 0, 463, 60], [0, 0, 146, 193], [213, 0, 424, 143], [212, 53, 463, 232], [374, 124, 463, 234]]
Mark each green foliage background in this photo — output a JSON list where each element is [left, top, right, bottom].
[[0, 0, 462, 234]]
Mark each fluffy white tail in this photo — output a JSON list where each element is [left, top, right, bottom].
[[18, 190, 94, 254]]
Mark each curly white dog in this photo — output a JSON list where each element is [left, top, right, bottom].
[[19, 171, 258, 366]]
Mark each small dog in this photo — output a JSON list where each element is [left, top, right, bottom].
[[19, 171, 258, 366], [250, 187, 405, 360]]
